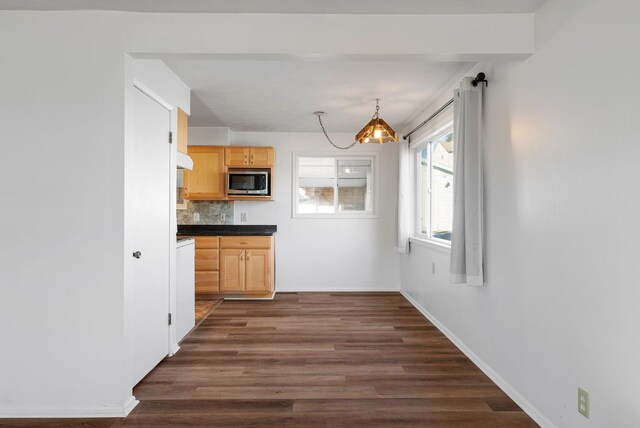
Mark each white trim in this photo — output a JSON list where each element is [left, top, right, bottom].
[[0, 396, 139, 419], [409, 236, 451, 254], [123, 396, 139, 416], [277, 285, 400, 292], [400, 290, 556, 428], [291, 152, 379, 219], [169, 344, 181, 356], [133, 79, 173, 111]]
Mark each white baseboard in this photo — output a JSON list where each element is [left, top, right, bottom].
[[123, 396, 139, 416], [400, 290, 555, 428], [0, 395, 139, 419], [275, 285, 401, 292], [169, 344, 180, 356]]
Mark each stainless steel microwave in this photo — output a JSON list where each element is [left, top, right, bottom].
[[227, 170, 270, 195]]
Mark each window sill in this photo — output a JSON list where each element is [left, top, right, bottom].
[[293, 213, 378, 219], [409, 237, 451, 254]]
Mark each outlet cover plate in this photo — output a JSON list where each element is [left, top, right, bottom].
[[578, 388, 589, 418]]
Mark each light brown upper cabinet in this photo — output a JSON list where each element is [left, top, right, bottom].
[[225, 146, 274, 168], [249, 147, 274, 167], [177, 108, 188, 154], [183, 146, 225, 200], [225, 147, 249, 167]]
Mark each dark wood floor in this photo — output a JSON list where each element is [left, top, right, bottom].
[[3, 292, 537, 427]]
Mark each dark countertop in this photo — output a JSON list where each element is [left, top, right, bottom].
[[177, 224, 277, 236]]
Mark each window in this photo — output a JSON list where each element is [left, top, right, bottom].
[[293, 154, 377, 218], [415, 127, 454, 243]]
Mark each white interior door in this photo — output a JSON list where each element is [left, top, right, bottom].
[[130, 87, 171, 386]]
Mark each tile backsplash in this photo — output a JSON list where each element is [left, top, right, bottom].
[[177, 201, 234, 225]]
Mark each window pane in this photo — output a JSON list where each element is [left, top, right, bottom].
[[418, 147, 430, 235], [337, 159, 372, 212], [298, 157, 336, 214], [298, 187, 335, 213], [431, 132, 454, 241]]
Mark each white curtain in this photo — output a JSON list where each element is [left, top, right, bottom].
[[394, 138, 411, 253], [450, 77, 484, 286]]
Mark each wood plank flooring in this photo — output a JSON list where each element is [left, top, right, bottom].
[[2, 292, 537, 427]]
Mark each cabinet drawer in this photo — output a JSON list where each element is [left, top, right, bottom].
[[195, 249, 219, 271], [220, 236, 272, 249], [195, 236, 219, 249], [195, 271, 219, 294]]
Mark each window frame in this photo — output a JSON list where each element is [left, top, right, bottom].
[[412, 122, 454, 246], [292, 152, 379, 219]]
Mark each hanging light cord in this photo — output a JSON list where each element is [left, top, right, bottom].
[[316, 114, 357, 150]]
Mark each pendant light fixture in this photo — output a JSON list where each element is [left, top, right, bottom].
[[314, 98, 399, 150], [355, 99, 398, 145]]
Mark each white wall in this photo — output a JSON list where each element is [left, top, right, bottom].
[[231, 132, 400, 292], [188, 126, 231, 146], [400, 0, 640, 426], [0, 15, 130, 416], [0, 15, 191, 415]]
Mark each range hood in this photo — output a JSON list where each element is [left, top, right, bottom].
[[177, 151, 193, 170]]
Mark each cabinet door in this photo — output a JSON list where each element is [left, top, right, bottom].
[[249, 147, 274, 167], [184, 146, 225, 200], [177, 108, 188, 154], [225, 147, 249, 167], [220, 249, 245, 292], [245, 249, 272, 293]]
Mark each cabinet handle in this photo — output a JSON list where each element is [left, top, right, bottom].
[[240, 251, 244, 261], [250, 155, 254, 165], [246, 251, 250, 261], [132, 251, 142, 259]]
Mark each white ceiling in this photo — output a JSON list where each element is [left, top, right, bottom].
[[164, 58, 473, 132], [0, 0, 548, 14]]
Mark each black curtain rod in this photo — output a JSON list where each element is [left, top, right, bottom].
[[403, 72, 488, 141], [403, 98, 454, 141]]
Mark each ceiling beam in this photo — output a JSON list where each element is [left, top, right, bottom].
[[127, 13, 535, 61]]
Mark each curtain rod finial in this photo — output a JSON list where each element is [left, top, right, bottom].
[[471, 72, 488, 87]]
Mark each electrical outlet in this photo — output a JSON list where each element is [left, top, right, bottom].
[[193, 212, 200, 222], [240, 212, 247, 222], [578, 388, 589, 419], [432, 262, 436, 274]]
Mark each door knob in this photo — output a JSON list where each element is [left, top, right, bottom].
[[133, 251, 142, 259]]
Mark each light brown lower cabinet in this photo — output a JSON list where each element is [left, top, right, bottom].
[[245, 249, 272, 292], [220, 249, 245, 292], [194, 271, 219, 294], [194, 237, 220, 294], [194, 235, 274, 297]]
